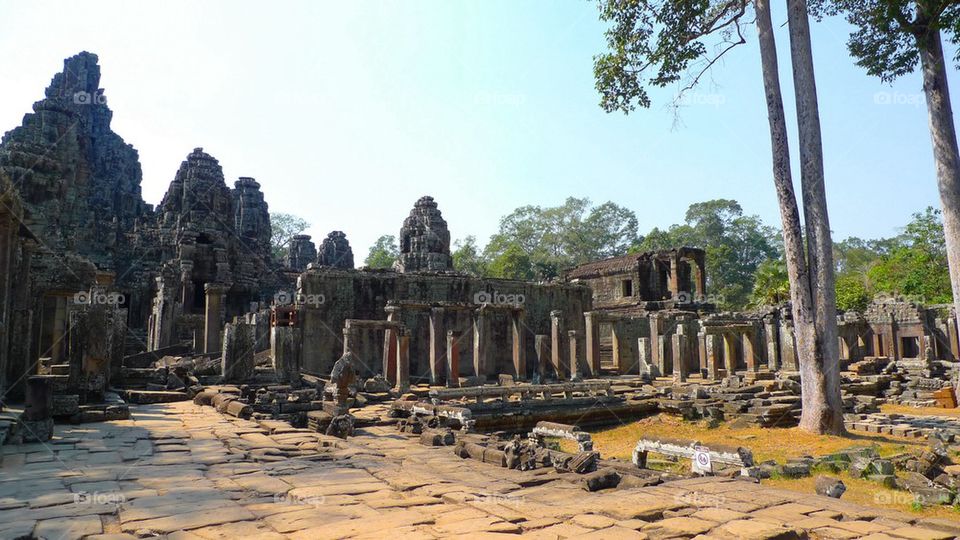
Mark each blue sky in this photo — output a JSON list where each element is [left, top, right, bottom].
[[0, 0, 952, 259]]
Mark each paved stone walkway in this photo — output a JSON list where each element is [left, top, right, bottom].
[[1, 402, 958, 539]]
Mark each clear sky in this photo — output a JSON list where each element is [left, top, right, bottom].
[[0, 0, 953, 259]]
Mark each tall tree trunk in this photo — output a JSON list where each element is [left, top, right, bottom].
[[755, 0, 818, 433], [918, 27, 960, 345], [786, 0, 844, 434]]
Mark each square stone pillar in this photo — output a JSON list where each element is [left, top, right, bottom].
[[764, 321, 780, 371], [429, 307, 446, 385], [584, 312, 601, 376], [723, 332, 737, 374], [657, 335, 669, 376], [473, 308, 490, 379], [534, 334, 551, 380], [705, 333, 721, 380], [550, 310, 565, 380], [947, 317, 960, 360], [204, 283, 227, 354], [384, 306, 401, 384], [697, 332, 708, 375], [568, 330, 580, 380], [668, 255, 680, 298], [395, 329, 410, 393], [511, 310, 526, 381], [672, 333, 688, 382], [743, 330, 758, 372], [446, 330, 461, 388], [638, 337, 654, 377]]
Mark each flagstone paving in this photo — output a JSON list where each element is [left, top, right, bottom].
[[1, 401, 958, 539]]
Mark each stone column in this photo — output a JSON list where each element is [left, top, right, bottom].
[[446, 330, 460, 388], [535, 334, 551, 380], [705, 333, 720, 380], [697, 331, 708, 376], [723, 332, 737, 375], [672, 333, 687, 382], [550, 310, 565, 380], [204, 283, 227, 354], [949, 317, 960, 361], [638, 337, 654, 378], [584, 312, 601, 376], [511, 309, 526, 380], [429, 307, 446, 385], [50, 296, 67, 364], [668, 254, 680, 298], [384, 306, 400, 384], [764, 320, 780, 371], [657, 335, 669, 376], [743, 330, 758, 372], [695, 260, 707, 299], [568, 330, 580, 381], [473, 308, 489, 379], [395, 329, 410, 393]]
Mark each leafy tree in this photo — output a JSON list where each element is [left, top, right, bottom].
[[835, 274, 871, 312], [487, 244, 535, 281], [638, 199, 780, 309], [364, 235, 399, 269], [868, 208, 953, 304], [270, 213, 310, 260], [751, 258, 791, 307], [811, 0, 960, 351], [485, 197, 639, 279], [452, 236, 489, 277], [594, 0, 844, 434]]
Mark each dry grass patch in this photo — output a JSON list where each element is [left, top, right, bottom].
[[881, 403, 960, 418], [584, 414, 922, 464]]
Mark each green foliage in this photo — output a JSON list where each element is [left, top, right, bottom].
[[483, 197, 639, 280], [364, 235, 399, 269], [594, 0, 749, 113], [452, 236, 488, 277], [487, 244, 535, 281], [751, 258, 790, 307], [866, 208, 952, 305], [270, 212, 310, 260], [809, 1, 960, 83], [639, 199, 780, 309], [835, 274, 871, 312]]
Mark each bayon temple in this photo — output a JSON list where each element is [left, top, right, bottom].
[[1, 52, 960, 538]]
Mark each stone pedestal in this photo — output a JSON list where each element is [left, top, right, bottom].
[[22, 375, 53, 442], [222, 321, 255, 382], [272, 325, 301, 384], [204, 284, 227, 354]]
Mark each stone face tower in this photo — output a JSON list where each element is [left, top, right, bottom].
[[395, 196, 453, 273], [316, 231, 354, 269], [286, 234, 317, 271]]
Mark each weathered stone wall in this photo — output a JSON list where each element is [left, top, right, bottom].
[[295, 269, 592, 379]]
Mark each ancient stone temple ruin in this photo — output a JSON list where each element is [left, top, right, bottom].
[[2, 52, 960, 539], [315, 230, 354, 268], [395, 195, 453, 272]]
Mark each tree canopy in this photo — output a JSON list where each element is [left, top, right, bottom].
[[364, 235, 399, 269]]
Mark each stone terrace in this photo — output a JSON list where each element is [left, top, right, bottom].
[[1, 403, 958, 539]]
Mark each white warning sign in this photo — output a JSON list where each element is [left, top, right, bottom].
[[692, 446, 712, 475]]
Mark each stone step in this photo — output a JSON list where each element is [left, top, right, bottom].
[[122, 390, 189, 404]]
